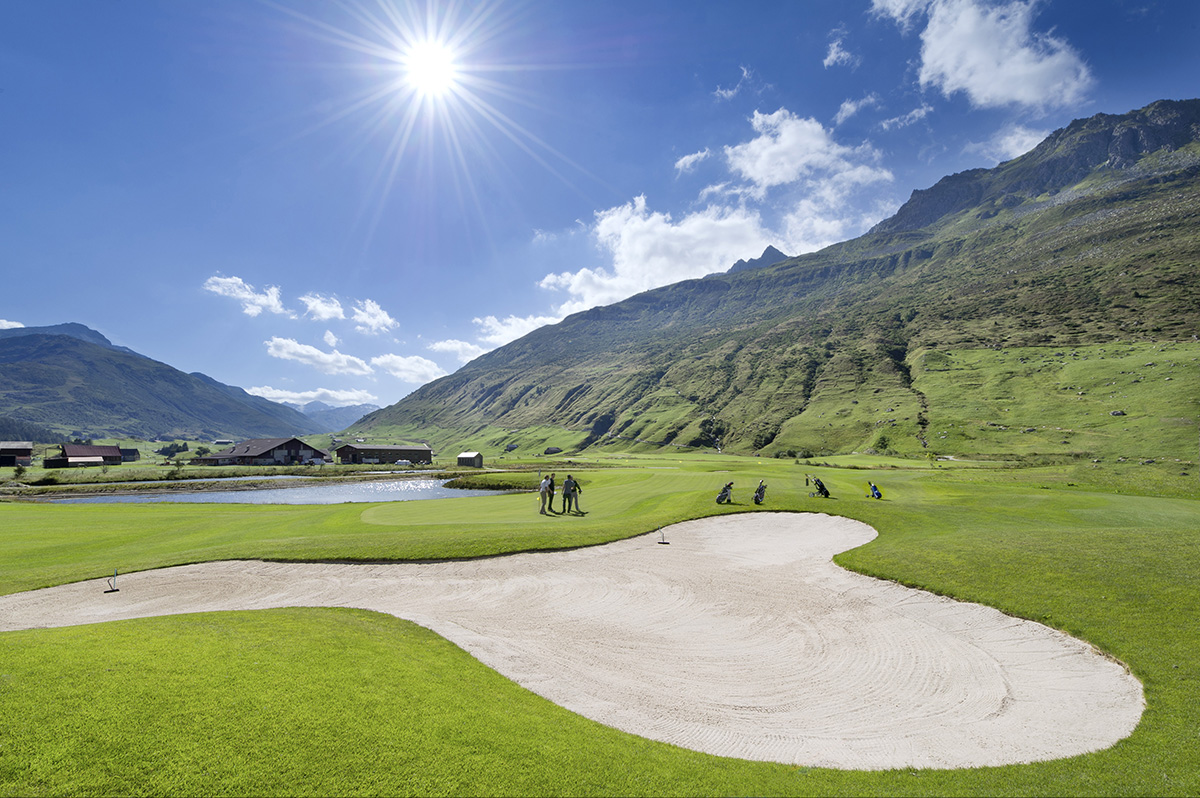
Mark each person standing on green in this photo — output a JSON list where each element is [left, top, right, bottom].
[[538, 474, 551, 515], [562, 474, 578, 514]]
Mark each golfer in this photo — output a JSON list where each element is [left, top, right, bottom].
[[538, 475, 551, 515], [561, 474, 577, 514]]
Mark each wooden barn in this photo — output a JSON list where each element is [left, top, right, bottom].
[[43, 443, 124, 468], [335, 443, 433, 465], [191, 438, 330, 466], [0, 441, 33, 468]]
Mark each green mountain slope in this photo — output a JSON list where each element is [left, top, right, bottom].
[[0, 330, 323, 440], [356, 99, 1200, 462]]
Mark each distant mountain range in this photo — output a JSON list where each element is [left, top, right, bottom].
[[0, 325, 346, 440], [283, 400, 380, 432], [353, 99, 1200, 461]]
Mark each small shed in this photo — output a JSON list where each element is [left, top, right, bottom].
[[457, 451, 483, 468]]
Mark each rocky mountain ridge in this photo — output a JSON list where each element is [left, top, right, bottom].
[[872, 98, 1200, 235], [727, 245, 790, 273]]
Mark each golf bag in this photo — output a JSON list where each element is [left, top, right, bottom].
[[810, 477, 830, 499], [716, 482, 733, 504], [753, 481, 766, 505], [868, 482, 882, 500]]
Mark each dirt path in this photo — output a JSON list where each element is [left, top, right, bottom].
[[0, 512, 1143, 770]]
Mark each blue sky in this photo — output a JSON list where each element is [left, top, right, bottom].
[[3, 0, 1197, 409]]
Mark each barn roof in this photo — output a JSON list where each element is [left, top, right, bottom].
[[61, 444, 122, 458], [335, 443, 432, 452], [207, 438, 330, 458]]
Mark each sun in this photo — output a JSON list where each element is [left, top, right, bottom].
[[404, 40, 459, 97], [270, 0, 602, 244]]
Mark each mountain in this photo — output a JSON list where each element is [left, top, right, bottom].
[[283, 401, 381, 432], [727, 245, 790, 273], [354, 100, 1200, 463], [871, 98, 1200, 235], [0, 326, 323, 440], [0, 322, 140, 356]]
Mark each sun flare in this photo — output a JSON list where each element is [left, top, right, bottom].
[[274, 0, 597, 244], [404, 40, 458, 96]]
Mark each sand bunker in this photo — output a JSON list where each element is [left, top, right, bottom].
[[0, 512, 1142, 770]]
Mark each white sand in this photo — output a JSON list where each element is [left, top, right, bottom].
[[0, 512, 1142, 770]]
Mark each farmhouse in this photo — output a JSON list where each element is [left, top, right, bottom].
[[43, 443, 124, 468], [0, 442, 33, 468], [457, 451, 483, 468], [335, 443, 433, 465], [192, 438, 330, 466]]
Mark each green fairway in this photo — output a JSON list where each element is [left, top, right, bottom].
[[1, 455, 1198, 796]]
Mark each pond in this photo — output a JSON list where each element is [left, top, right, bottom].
[[51, 479, 503, 505]]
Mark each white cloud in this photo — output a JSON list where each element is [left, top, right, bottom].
[[528, 108, 899, 317], [246, 386, 380, 406], [428, 338, 487, 363], [369, 353, 447, 383], [877, 0, 1092, 110], [697, 181, 746, 203], [834, 93, 881, 126], [0, 319, 24, 329], [713, 65, 753, 100], [538, 196, 769, 317], [265, 336, 373, 375], [472, 313, 562, 347], [824, 29, 860, 69], [880, 103, 934, 129], [781, 199, 853, 250], [675, 148, 712, 175], [781, 193, 899, 254], [969, 124, 1048, 163], [203, 275, 292, 317], [724, 108, 892, 199], [871, 0, 930, 30], [300, 293, 345, 321], [351, 299, 399, 335], [323, 329, 340, 348]]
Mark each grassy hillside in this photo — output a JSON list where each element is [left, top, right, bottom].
[[352, 340, 1199, 465], [355, 102, 1200, 460]]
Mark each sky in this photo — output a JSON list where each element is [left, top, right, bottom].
[[2, 0, 1198, 410]]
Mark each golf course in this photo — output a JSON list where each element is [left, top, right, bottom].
[[2, 452, 1197, 796]]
